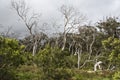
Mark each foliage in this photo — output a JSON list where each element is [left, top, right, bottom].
[[0, 36, 29, 80], [15, 64, 40, 80], [0, 67, 17, 80], [72, 70, 114, 80], [102, 37, 120, 69], [0, 36, 26, 67], [97, 17, 120, 38], [113, 71, 120, 80], [34, 45, 74, 80], [1, 16, 120, 80], [10, 1, 120, 79]]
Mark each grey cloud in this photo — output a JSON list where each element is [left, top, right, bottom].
[[0, 0, 120, 34]]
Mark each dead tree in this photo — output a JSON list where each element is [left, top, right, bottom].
[[68, 33, 83, 69], [11, 0, 41, 56], [0, 26, 20, 39], [60, 5, 85, 51], [77, 26, 97, 68]]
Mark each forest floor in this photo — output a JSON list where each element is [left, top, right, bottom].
[[72, 69, 115, 80]]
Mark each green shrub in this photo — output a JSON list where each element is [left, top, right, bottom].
[[113, 71, 120, 80], [0, 68, 16, 80], [16, 64, 40, 80], [34, 45, 74, 80]]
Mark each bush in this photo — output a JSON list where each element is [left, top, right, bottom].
[[0, 37, 31, 80], [113, 71, 120, 80], [16, 64, 40, 80], [53, 68, 74, 80], [34, 45, 74, 80], [0, 68, 16, 80]]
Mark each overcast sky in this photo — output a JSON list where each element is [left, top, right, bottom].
[[0, 0, 120, 36]]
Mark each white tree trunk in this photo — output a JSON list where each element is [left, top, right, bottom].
[[32, 40, 37, 56], [94, 61, 102, 71], [76, 46, 82, 69], [62, 34, 66, 51], [77, 49, 80, 69]]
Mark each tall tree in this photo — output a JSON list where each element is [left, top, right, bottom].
[[60, 5, 85, 50], [77, 25, 97, 68], [11, 0, 42, 56], [97, 17, 120, 38]]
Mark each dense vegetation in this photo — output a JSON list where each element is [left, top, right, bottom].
[[0, 17, 120, 80], [0, 0, 120, 80]]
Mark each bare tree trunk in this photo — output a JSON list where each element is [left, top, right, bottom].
[[88, 34, 95, 59], [77, 49, 82, 69], [62, 34, 66, 51], [94, 61, 102, 71], [55, 37, 58, 47], [77, 43, 82, 69], [77, 50, 80, 69], [69, 43, 72, 52], [32, 40, 37, 56]]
